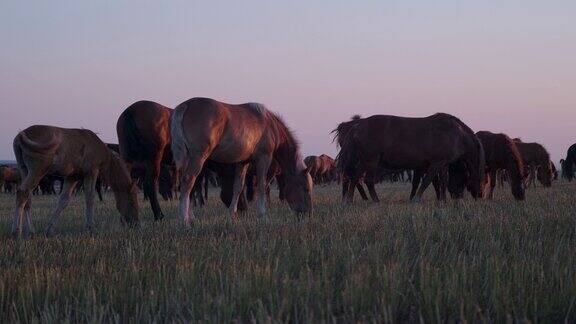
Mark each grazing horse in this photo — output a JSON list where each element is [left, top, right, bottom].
[[304, 154, 337, 184], [513, 140, 553, 187], [0, 165, 21, 193], [117, 100, 172, 220], [12, 125, 139, 237], [170, 97, 313, 227], [564, 144, 576, 181], [334, 113, 485, 203], [476, 131, 525, 200]]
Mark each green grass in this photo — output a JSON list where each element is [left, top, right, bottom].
[[1, 181, 575, 323]]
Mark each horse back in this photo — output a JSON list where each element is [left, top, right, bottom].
[[177, 98, 272, 163]]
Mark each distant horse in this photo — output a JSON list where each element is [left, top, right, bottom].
[[12, 125, 139, 237], [170, 97, 313, 226], [334, 113, 484, 203], [0, 165, 21, 193], [476, 131, 525, 200], [564, 144, 576, 181], [513, 140, 553, 187], [117, 100, 172, 220], [304, 154, 337, 184]]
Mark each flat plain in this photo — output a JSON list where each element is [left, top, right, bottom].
[[1, 181, 575, 323]]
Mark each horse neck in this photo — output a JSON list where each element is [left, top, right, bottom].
[[105, 152, 131, 193], [270, 116, 302, 176], [275, 143, 302, 176]]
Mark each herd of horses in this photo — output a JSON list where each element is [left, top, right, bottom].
[[2, 98, 575, 237]]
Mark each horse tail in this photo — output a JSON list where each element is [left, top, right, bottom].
[[12, 136, 26, 181], [117, 108, 146, 163], [170, 102, 190, 169], [335, 127, 359, 180]]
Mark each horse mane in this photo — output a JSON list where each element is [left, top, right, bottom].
[[504, 135, 525, 179], [265, 109, 304, 173], [331, 115, 363, 147]]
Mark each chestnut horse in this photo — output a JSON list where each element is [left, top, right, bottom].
[[170, 97, 313, 227], [514, 140, 553, 187], [304, 154, 337, 184], [335, 113, 485, 203], [564, 143, 576, 181], [476, 131, 525, 200], [12, 125, 139, 237], [117, 100, 172, 220]]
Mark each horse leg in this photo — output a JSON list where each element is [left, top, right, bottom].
[[341, 177, 349, 200], [229, 163, 250, 218], [488, 169, 497, 199], [144, 157, 164, 221], [12, 168, 42, 237], [82, 173, 98, 232], [410, 170, 422, 202], [45, 179, 78, 236], [178, 157, 207, 228], [357, 182, 369, 200], [95, 177, 103, 202], [432, 174, 441, 200], [255, 157, 272, 217], [365, 181, 379, 202], [415, 163, 446, 201]]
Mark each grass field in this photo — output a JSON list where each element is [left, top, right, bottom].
[[1, 181, 575, 323]]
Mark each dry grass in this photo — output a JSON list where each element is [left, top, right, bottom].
[[1, 181, 575, 323]]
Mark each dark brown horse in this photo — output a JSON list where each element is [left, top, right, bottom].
[[170, 97, 313, 227], [564, 144, 576, 181], [334, 113, 485, 203], [514, 140, 553, 187], [12, 125, 139, 237], [476, 131, 525, 200], [304, 154, 337, 184], [117, 100, 172, 220]]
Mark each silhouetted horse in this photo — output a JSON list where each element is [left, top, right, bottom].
[[12, 125, 138, 237], [564, 144, 576, 181], [171, 97, 313, 227], [514, 140, 553, 187], [117, 101, 172, 220], [476, 131, 525, 200], [334, 113, 485, 203]]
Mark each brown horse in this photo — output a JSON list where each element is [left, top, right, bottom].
[[0, 165, 21, 193], [334, 113, 485, 203], [12, 125, 139, 237], [304, 154, 337, 184], [564, 144, 576, 181], [117, 100, 172, 220], [170, 97, 313, 226], [513, 140, 553, 187], [476, 131, 525, 200]]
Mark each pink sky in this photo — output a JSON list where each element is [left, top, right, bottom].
[[0, 1, 574, 162]]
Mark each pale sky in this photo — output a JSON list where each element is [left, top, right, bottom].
[[1, 1, 574, 162]]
